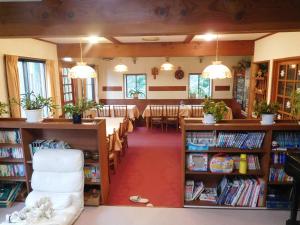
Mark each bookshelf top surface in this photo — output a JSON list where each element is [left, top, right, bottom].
[[0, 118, 105, 130]]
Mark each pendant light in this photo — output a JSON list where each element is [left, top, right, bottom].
[[202, 34, 232, 79], [160, 57, 174, 71], [114, 58, 128, 72], [69, 42, 97, 79]]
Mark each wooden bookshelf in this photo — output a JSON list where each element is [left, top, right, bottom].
[[0, 118, 109, 206], [182, 119, 299, 209], [248, 61, 269, 118]]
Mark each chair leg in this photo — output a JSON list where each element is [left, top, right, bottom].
[[166, 122, 168, 132]]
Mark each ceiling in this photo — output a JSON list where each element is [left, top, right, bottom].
[[41, 33, 269, 44], [0, 1, 299, 37]]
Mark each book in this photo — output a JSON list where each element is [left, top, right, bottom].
[[192, 182, 204, 200], [185, 180, 194, 201], [187, 154, 208, 171], [200, 188, 217, 202]]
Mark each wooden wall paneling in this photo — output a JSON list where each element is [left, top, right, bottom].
[[0, 1, 300, 37], [148, 86, 187, 91], [215, 85, 231, 91], [57, 41, 254, 58], [102, 86, 123, 91]]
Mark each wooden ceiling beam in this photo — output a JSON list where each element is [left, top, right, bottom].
[[104, 37, 122, 44], [57, 41, 254, 58], [0, 1, 300, 37]]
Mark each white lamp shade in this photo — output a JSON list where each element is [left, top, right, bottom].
[[69, 62, 97, 79], [202, 61, 232, 79], [160, 62, 174, 71], [114, 64, 128, 72]]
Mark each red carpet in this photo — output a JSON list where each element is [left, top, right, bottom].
[[108, 127, 182, 207]]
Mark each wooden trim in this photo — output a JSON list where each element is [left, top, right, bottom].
[[215, 85, 231, 91], [148, 86, 186, 91], [102, 86, 122, 91], [254, 33, 276, 41], [33, 38, 57, 45], [57, 41, 254, 57], [183, 35, 194, 43], [123, 73, 147, 99], [273, 56, 300, 63]]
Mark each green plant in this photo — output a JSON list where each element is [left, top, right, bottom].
[[64, 99, 101, 116], [129, 88, 144, 97], [291, 90, 300, 119], [202, 97, 228, 122], [12, 92, 57, 111], [254, 101, 279, 116], [0, 102, 8, 116]]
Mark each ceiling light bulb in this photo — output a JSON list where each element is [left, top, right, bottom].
[[114, 64, 128, 72], [203, 33, 217, 41], [69, 62, 97, 79], [62, 57, 73, 62], [202, 61, 232, 79], [87, 35, 101, 44]]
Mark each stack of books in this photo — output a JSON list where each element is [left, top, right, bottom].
[[216, 132, 265, 149], [232, 155, 261, 170], [273, 132, 300, 149], [217, 177, 265, 207], [84, 166, 100, 183], [0, 182, 23, 208], [271, 152, 286, 164], [0, 164, 25, 177], [30, 139, 71, 156], [186, 131, 216, 151], [185, 180, 206, 201], [269, 168, 293, 183], [0, 148, 23, 159], [0, 130, 20, 144]]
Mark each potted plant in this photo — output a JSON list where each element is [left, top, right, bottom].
[[202, 98, 228, 124], [0, 102, 8, 117], [189, 91, 197, 99], [254, 101, 279, 125], [291, 89, 300, 124], [12, 92, 56, 123], [64, 99, 99, 124], [129, 89, 144, 99]]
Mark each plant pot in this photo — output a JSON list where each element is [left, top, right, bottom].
[[203, 114, 216, 124], [72, 114, 82, 124], [261, 114, 275, 125], [25, 109, 43, 123], [132, 94, 139, 99]]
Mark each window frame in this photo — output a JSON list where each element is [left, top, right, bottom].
[[85, 77, 96, 101], [59, 62, 76, 107], [123, 73, 147, 99], [188, 73, 212, 99]]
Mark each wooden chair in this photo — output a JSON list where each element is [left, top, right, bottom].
[[97, 105, 111, 117], [191, 105, 204, 117], [150, 105, 165, 131], [118, 118, 129, 155], [107, 134, 117, 174], [113, 105, 128, 117], [165, 105, 180, 131]]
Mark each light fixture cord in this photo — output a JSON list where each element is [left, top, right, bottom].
[[216, 34, 219, 61]]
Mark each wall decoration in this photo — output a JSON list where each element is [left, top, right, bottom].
[[175, 67, 184, 80], [151, 67, 159, 79]]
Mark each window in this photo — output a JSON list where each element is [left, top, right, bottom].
[[61, 67, 74, 104], [18, 59, 48, 116], [188, 74, 211, 98], [86, 77, 96, 101], [124, 74, 147, 99]]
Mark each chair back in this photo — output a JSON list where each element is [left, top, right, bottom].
[[113, 105, 128, 117], [97, 105, 111, 117], [31, 149, 84, 208], [191, 105, 204, 117], [166, 105, 179, 117], [150, 105, 164, 117]]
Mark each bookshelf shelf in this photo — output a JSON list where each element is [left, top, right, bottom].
[[0, 118, 109, 206], [85, 179, 101, 185], [0, 158, 23, 163], [0, 176, 26, 182], [185, 170, 263, 176], [268, 181, 293, 186], [182, 119, 299, 209]]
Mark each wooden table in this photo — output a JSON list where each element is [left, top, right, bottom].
[[142, 105, 233, 128]]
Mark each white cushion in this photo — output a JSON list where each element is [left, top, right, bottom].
[[31, 171, 84, 193], [25, 192, 72, 210], [33, 149, 84, 172]]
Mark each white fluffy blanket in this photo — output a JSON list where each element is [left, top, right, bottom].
[[6, 197, 54, 224]]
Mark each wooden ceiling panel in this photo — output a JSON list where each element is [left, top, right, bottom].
[[57, 41, 254, 58], [0, 0, 299, 37]]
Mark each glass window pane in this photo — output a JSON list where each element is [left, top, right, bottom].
[[286, 82, 294, 97], [279, 65, 286, 79], [278, 81, 285, 95], [287, 64, 296, 80], [189, 74, 211, 99]]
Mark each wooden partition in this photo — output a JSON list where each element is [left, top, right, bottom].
[[0, 118, 109, 205]]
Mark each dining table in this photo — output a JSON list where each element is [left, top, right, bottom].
[[142, 104, 233, 128]]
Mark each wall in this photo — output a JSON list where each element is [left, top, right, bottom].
[[0, 38, 60, 116], [87, 56, 250, 100], [254, 32, 300, 101]]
